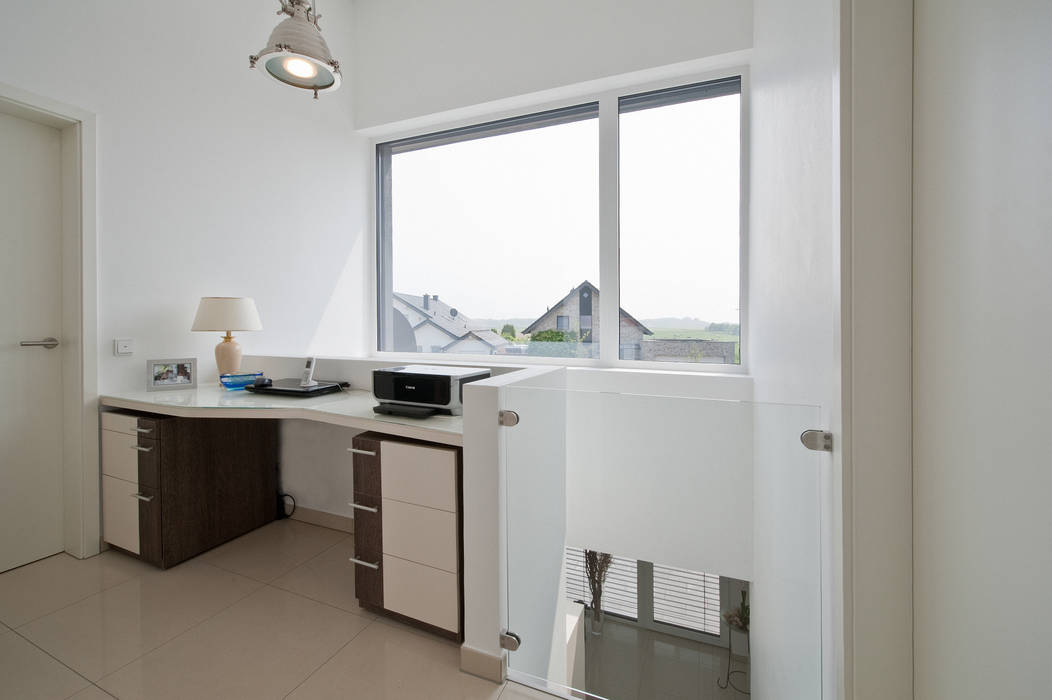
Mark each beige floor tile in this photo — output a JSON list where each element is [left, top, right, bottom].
[[18, 560, 262, 681], [287, 618, 503, 700], [0, 551, 152, 628], [499, 683, 561, 700], [97, 585, 369, 700], [200, 520, 348, 583], [0, 628, 89, 699], [270, 537, 373, 617], [67, 686, 117, 700]]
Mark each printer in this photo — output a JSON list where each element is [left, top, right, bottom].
[[373, 365, 491, 417]]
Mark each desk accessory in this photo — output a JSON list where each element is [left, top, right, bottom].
[[300, 357, 318, 387], [191, 297, 263, 376], [245, 377, 347, 397], [220, 371, 264, 390], [147, 358, 197, 392], [373, 365, 490, 416]]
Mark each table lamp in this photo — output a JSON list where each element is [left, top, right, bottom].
[[191, 297, 263, 375]]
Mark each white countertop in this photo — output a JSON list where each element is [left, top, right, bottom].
[[99, 386, 463, 446]]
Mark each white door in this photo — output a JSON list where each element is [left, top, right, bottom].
[[0, 111, 65, 572]]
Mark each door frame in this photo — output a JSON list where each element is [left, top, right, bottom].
[[0, 82, 99, 559]]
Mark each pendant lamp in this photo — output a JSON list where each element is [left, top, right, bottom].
[[249, 0, 342, 99]]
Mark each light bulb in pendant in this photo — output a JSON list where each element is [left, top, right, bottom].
[[283, 57, 317, 79]]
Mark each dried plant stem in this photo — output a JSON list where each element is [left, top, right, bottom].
[[584, 550, 612, 617]]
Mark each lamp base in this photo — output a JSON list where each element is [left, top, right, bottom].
[[215, 333, 242, 375]]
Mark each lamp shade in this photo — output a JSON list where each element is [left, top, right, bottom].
[[191, 297, 263, 332], [249, 0, 342, 98]]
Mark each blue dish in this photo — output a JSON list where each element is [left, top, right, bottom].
[[220, 371, 264, 391]]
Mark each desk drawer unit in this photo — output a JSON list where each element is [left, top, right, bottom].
[[100, 409, 278, 569], [350, 432, 462, 640]]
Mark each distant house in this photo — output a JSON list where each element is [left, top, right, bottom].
[[521, 281, 653, 359], [392, 292, 508, 355], [444, 329, 510, 354]]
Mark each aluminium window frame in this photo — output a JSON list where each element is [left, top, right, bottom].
[[371, 67, 750, 374]]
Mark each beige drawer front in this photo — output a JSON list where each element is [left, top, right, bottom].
[[382, 555, 458, 633], [381, 498, 457, 573], [102, 475, 140, 554], [101, 429, 139, 483], [380, 441, 457, 512], [100, 412, 139, 436]]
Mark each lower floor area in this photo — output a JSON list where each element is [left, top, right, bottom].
[[577, 615, 749, 699]]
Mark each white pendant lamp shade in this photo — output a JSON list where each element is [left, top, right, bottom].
[[191, 297, 263, 333], [249, 0, 342, 98]]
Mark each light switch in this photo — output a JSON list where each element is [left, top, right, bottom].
[[114, 338, 134, 356]]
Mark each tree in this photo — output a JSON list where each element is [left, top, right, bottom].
[[501, 323, 516, 339]]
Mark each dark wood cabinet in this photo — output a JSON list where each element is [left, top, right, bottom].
[[101, 410, 279, 569], [350, 433, 384, 608]]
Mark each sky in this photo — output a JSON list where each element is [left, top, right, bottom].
[[390, 93, 740, 324]]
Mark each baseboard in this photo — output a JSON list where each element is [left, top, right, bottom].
[[289, 506, 354, 534], [460, 644, 505, 684]]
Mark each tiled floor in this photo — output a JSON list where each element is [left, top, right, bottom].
[[0, 520, 551, 700]]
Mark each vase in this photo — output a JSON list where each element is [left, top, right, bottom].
[[590, 606, 604, 636]]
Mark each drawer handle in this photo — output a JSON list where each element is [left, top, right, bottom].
[[135, 427, 153, 434], [131, 493, 153, 502], [347, 448, 376, 457], [348, 502, 378, 513], [349, 557, 379, 570], [130, 445, 153, 453]]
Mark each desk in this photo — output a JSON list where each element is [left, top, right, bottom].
[[98, 385, 467, 639], [99, 386, 463, 446]]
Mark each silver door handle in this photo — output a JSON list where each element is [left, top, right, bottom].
[[130, 445, 153, 452], [349, 557, 379, 570], [347, 448, 376, 457], [135, 428, 153, 434], [131, 493, 153, 502], [348, 502, 378, 513], [19, 337, 59, 349]]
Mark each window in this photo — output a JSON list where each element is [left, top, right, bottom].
[[653, 562, 721, 635], [619, 78, 742, 364], [564, 547, 638, 620], [564, 547, 722, 638], [376, 104, 599, 359], [377, 75, 743, 367]]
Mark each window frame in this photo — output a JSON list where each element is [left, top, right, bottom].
[[370, 67, 750, 374]]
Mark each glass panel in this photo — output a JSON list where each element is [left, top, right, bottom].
[[618, 88, 741, 364], [379, 110, 599, 358], [503, 386, 823, 699]]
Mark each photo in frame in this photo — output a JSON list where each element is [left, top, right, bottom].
[[146, 358, 197, 391]]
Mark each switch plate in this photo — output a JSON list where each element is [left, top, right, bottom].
[[114, 338, 134, 356]]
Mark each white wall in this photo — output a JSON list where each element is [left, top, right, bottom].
[[350, 0, 753, 129], [0, 0, 370, 393], [913, 3, 1052, 699]]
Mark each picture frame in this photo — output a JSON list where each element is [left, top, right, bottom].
[[146, 358, 197, 391]]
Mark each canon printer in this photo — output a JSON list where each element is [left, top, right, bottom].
[[373, 365, 490, 417]]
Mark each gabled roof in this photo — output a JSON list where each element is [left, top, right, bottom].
[[410, 316, 460, 340], [393, 292, 484, 338], [443, 329, 510, 351], [521, 281, 653, 335]]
